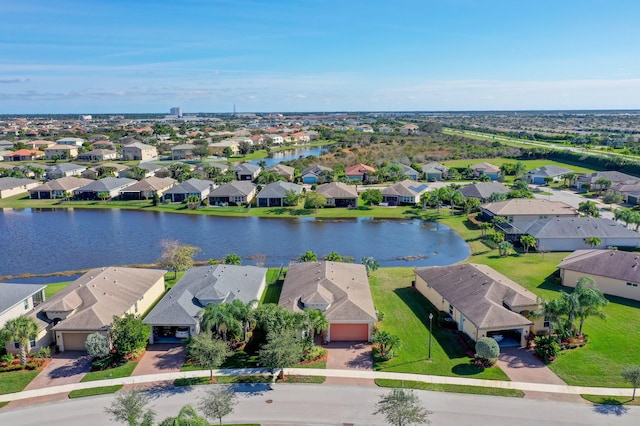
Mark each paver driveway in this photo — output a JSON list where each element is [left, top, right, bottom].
[[132, 343, 185, 376], [325, 341, 374, 386]]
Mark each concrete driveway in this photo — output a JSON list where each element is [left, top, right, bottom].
[[131, 343, 185, 376], [7, 351, 91, 408], [325, 341, 374, 386]]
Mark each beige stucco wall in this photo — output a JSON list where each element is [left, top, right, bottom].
[[0, 300, 34, 329], [561, 269, 640, 302], [5, 326, 52, 355], [0, 181, 39, 199], [45, 147, 78, 160], [125, 277, 166, 317]]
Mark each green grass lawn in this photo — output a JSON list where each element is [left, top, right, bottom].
[[370, 267, 509, 380], [68, 385, 123, 398], [581, 394, 640, 406], [80, 361, 137, 382], [0, 370, 40, 395], [45, 281, 72, 298], [442, 157, 601, 175], [261, 268, 284, 304], [174, 375, 271, 387], [376, 379, 524, 398]]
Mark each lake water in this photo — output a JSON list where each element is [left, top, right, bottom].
[[0, 209, 470, 277], [250, 146, 327, 167]]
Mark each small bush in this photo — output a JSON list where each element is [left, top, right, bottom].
[[0, 364, 24, 372], [91, 355, 115, 371], [303, 345, 327, 362], [534, 336, 560, 363], [0, 353, 15, 364], [475, 337, 500, 366], [33, 347, 51, 359]]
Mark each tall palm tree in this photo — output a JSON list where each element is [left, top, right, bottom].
[[520, 235, 537, 254], [583, 236, 602, 248], [1, 316, 39, 365], [533, 297, 566, 337], [449, 190, 465, 215], [305, 309, 329, 340], [575, 277, 608, 336]]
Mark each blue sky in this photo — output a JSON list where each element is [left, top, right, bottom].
[[1, 0, 639, 113]]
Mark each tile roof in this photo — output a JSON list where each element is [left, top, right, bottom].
[[415, 264, 536, 329], [345, 163, 376, 176], [557, 249, 640, 283], [143, 265, 267, 326], [279, 262, 377, 323]]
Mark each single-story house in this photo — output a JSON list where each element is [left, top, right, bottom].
[[0, 283, 46, 329], [301, 165, 332, 184], [460, 182, 510, 202], [267, 164, 295, 182], [523, 217, 640, 252], [45, 163, 87, 179], [91, 140, 116, 150], [143, 264, 267, 343], [279, 262, 377, 342], [481, 199, 578, 235], [171, 144, 197, 160], [44, 145, 79, 160], [77, 149, 118, 162], [315, 182, 358, 207], [0, 177, 40, 199], [392, 163, 420, 181], [557, 249, 640, 301], [525, 165, 573, 185], [415, 263, 541, 347], [73, 177, 137, 200], [399, 124, 419, 135], [470, 162, 501, 180], [55, 137, 84, 147], [381, 180, 428, 206], [81, 163, 129, 180], [610, 183, 640, 204], [345, 163, 376, 182], [576, 171, 640, 190], [163, 178, 214, 203], [119, 176, 177, 200], [421, 162, 448, 181], [233, 163, 261, 181], [2, 149, 44, 162], [30, 177, 93, 199], [256, 181, 303, 207], [209, 181, 257, 206], [121, 142, 158, 161], [7, 267, 165, 353], [208, 139, 240, 156]]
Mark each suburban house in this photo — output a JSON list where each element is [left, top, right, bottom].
[[316, 182, 358, 207], [460, 182, 510, 202], [265, 134, 284, 145], [73, 177, 137, 200], [392, 163, 420, 181], [143, 264, 267, 343], [25, 140, 54, 150], [399, 124, 419, 135], [233, 163, 262, 181], [121, 142, 158, 161], [522, 217, 640, 251], [557, 249, 640, 302], [163, 178, 214, 203], [171, 144, 197, 160], [381, 180, 428, 206], [77, 149, 118, 162], [267, 164, 295, 181], [278, 262, 377, 342], [610, 183, 640, 204], [0, 283, 46, 329], [193, 162, 228, 179], [576, 171, 640, 190], [415, 263, 541, 347], [256, 181, 303, 207], [30, 177, 93, 199], [345, 163, 376, 182], [421, 162, 448, 181], [209, 181, 257, 206], [81, 163, 129, 180], [525, 165, 573, 184], [301, 165, 332, 184], [45, 163, 87, 179], [208, 139, 240, 156], [44, 145, 79, 160], [9, 267, 166, 353], [55, 137, 84, 146], [92, 140, 116, 150], [119, 176, 177, 200], [2, 149, 44, 161], [0, 177, 40, 198], [481, 199, 578, 236], [470, 162, 501, 180]]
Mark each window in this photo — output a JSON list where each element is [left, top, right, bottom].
[[23, 299, 29, 310], [543, 316, 550, 328], [14, 341, 19, 349], [30, 339, 36, 348], [627, 282, 639, 288], [134, 302, 139, 314], [449, 304, 454, 315]]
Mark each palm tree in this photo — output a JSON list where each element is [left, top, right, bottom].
[[575, 277, 608, 336], [371, 331, 401, 358], [584, 236, 602, 248], [361, 256, 380, 276], [200, 304, 242, 342], [534, 297, 565, 337], [479, 222, 492, 238], [299, 251, 318, 262], [420, 191, 431, 210], [1, 316, 39, 365], [561, 172, 577, 188], [158, 405, 208, 426], [463, 197, 481, 214], [305, 309, 329, 340], [520, 235, 537, 254], [449, 190, 465, 215]]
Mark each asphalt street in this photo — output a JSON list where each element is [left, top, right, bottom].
[[0, 383, 637, 426]]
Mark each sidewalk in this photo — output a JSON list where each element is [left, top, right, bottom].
[[0, 367, 635, 403]]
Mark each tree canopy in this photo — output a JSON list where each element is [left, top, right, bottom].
[[158, 239, 201, 278], [374, 388, 432, 426]]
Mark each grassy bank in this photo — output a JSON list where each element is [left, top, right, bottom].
[[376, 378, 524, 398]]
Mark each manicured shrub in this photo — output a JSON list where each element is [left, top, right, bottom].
[[32, 347, 51, 359], [475, 337, 500, 366], [535, 336, 560, 363]]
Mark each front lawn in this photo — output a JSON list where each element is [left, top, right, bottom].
[[376, 378, 524, 398], [68, 385, 123, 398], [80, 361, 137, 382], [0, 370, 40, 395], [370, 267, 509, 380]]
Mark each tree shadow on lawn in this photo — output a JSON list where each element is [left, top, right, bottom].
[[290, 208, 313, 216], [268, 208, 289, 215], [392, 287, 471, 361], [537, 271, 565, 293], [593, 399, 630, 416]]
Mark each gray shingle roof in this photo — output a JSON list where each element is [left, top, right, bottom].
[[209, 181, 257, 197], [75, 177, 136, 192], [120, 176, 177, 192], [143, 265, 267, 327], [279, 262, 377, 323], [30, 177, 94, 192], [163, 178, 213, 194], [301, 165, 332, 176], [415, 264, 536, 329], [257, 181, 302, 198], [421, 162, 448, 174], [0, 177, 38, 191], [381, 180, 428, 197], [557, 249, 640, 283], [460, 182, 510, 199], [578, 171, 640, 185], [45, 163, 87, 174], [233, 163, 261, 174], [482, 199, 577, 216], [0, 283, 46, 318], [316, 182, 358, 198], [527, 165, 573, 177], [524, 217, 640, 239]]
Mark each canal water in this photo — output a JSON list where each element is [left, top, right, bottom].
[[0, 209, 470, 277], [250, 146, 328, 168]]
